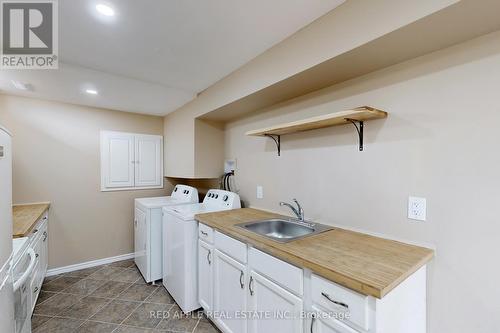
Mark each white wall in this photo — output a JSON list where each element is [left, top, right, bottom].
[[224, 31, 500, 332], [0, 95, 168, 268]]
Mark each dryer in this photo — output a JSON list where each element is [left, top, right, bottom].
[[162, 189, 241, 313], [134, 185, 198, 283]]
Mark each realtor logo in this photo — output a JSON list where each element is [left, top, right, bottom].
[[1, 0, 58, 69]]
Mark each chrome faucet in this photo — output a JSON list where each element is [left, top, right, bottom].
[[279, 198, 305, 221]]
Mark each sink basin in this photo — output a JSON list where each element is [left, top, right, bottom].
[[236, 218, 333, 243]]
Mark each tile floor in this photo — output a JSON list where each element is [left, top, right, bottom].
[[32, 259, 220, 333]]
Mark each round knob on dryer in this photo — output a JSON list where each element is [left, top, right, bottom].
[[223, 195, 229, 202]]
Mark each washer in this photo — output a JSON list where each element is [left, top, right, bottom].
[[162, 189, 241, 313], [134, 185, 198, 283]]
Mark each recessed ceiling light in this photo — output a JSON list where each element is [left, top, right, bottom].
[[85, 89, 98, 95], [96, 4, 115, 17]]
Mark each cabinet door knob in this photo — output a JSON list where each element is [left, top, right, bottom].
[[321, 292, 349, 309], [239, 270, 244, 289], [249, 276, 254, 296]]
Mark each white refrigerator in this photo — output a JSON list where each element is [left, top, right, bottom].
[[0, 125, 15, 332]]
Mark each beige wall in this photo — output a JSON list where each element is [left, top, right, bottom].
[[163, 0, 457, 177], [223, 31, 500, 332], [0, 95, 168, 268]]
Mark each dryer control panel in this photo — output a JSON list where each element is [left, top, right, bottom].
[[171, 185, 199, 202], [204, 189, 241, 209]]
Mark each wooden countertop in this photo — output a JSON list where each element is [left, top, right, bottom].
[[13, 203, 50, 238], [195, 208, 434, 299]]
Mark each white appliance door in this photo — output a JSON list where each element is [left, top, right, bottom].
[[0, 127, 14, 332], [134, 208, 148, 280], [163, 212, 199, 313]]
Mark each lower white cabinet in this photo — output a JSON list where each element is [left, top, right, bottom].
[[247, 270, 303, 333], [198, 240, 214, 312], [213, 249, 247, 333], [27, 211, 49, 312], [197, 224, 428, 333], [311, 306, 359, 333]]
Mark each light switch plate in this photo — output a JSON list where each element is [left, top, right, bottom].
[[256, 186, 263, 199], [408, 196, 426, 221]]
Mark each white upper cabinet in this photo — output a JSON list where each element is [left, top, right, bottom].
[[100, 131, 163, 191], [134, 134, 163, 187]]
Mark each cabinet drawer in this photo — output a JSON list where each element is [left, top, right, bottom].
[[311, 274, 369, 331], [249, 248, 303, 296], [214, 231, 246, 263], [198, 223, 214, 244]]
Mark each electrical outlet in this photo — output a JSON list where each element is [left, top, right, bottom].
[[256, 186, 263, 199], [408, 196, 426, 221]]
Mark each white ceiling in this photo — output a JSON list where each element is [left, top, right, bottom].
[[0, 0, 345, 115]]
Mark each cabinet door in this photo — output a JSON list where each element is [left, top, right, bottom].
[[134, 208, 147, 279], [310, 306, 359, 333], [214, 249, 247, 333], [101, 131, 135, 189], [134, 135, 162, 188], [247, 271, 303, 333], [198, 240, 213, 312]]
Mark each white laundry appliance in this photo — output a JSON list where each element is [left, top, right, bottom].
[[0, 125, 15, 333], [134, 185, 198, 283], [162, 189, 241, 313]]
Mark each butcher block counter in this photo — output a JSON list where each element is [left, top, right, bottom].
[[13, 203, 50, 238], [195, 208, 434, 299]]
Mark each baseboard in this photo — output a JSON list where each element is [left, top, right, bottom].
[[46, 253, 134, 277]]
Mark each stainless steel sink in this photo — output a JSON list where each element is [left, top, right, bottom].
[[236, 218, 333, 243]]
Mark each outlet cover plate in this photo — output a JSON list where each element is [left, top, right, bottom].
[[408, 196, 426, 221]]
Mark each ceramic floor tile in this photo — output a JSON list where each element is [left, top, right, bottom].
[[59, 296, 110, 320], [110, 267, 142, 283], [34, 293, 83, 316], [33, 317, 84, 333], [90, 299, 140, 324], [31, 314, 52, 330], [90, 281, 133, 299], [114, 326, 155, 332], [108, 259, 136, 268], [43, 275, 62, 284], [62, 278, 106, 296], [122, 302, 171, 329], [75, 320, 119, 333], [155, 306, 199, 333], [41, 276, 82, 292], [88, 266, 124, 280], [144, 287, 175, 305], [117, 283, 158, 302], [194, 320, 221, 333], [36, 291, 58, 305]]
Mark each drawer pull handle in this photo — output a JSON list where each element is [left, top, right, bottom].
[[239, 270, 244, 289], [201, 231, 208, 236], [207, 250, 212, 265], [321, 292, 349, 309], [310, 313, 316, 333], [249, 276, 254, 296]]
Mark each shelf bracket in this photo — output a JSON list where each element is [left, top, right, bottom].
[[265, 134, 281, 156], [345, 119, 364, 151]]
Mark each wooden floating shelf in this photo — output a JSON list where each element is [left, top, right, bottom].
[[246, 106, 387, 155]]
